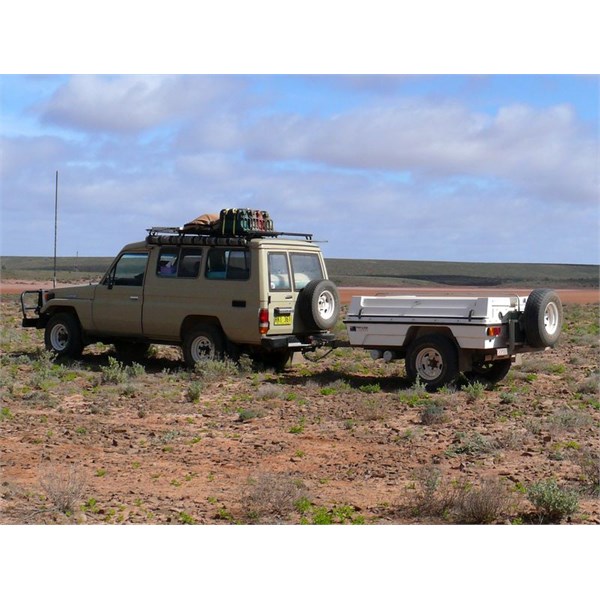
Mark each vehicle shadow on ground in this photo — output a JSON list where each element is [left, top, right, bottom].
[[277, 367, 412, 392]]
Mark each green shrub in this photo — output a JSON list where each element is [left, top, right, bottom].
[[463, 380, 486, 400], [420, 400, 446, 425], [186, 381, 203, 403], [194, 357, 239, 382], [359, 383, 381, 394], [100, 357, 144, 384], [527, 479, 579, 523]]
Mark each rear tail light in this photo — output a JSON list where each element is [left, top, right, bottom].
[[259, 308, 270, 334], [486, 326, 502, 337]]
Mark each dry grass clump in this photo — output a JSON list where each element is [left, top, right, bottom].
[[409, 467, 511, 523], [242, 473, 309, 523], [575, 448, 600, 493], [40, 465, 86, 514], [454, 479, 512, 524]]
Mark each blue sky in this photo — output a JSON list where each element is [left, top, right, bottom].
[[1, 74, 598, 264]]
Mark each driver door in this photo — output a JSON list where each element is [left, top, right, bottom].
[[92, 252, 149, 336]]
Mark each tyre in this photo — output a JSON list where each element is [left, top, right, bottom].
[[44, 313, 83, 359], [113, 341, 151, 363], [182, 324, 225, 368], [467, 359, 512, 385], [405, 334, 458, 391], [298, 279, 340, 330], [523, 289, 563, 348]]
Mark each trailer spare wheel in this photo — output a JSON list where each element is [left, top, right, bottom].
[[298, 279, 340, 330], [523, 288, 563, 348]]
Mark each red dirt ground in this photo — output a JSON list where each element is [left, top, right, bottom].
[[1, 280, 598, 526]]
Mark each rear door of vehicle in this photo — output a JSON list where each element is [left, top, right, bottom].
[[267, 250, 325, 334]]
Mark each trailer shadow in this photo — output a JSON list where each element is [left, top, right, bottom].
[[278, 367, 412, 392]]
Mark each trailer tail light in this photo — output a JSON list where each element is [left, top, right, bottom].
[[487, 326, 502, 337], [258, 308, 270, 334]]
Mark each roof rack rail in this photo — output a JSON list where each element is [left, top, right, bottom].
[[145, 227, 314, 246]]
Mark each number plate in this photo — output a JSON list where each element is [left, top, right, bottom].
[[274, 314, 292, 326]]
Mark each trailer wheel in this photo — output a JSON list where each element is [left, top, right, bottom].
[[405, 334, 458, 391], [44, 313, 83, 359], [467, 359, 512, 385], [523, 289, 563, 348], [182, 324, 225, 368], [298, 279, 340, 330]]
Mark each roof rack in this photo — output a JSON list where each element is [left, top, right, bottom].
[[145, 227, 314, 247]]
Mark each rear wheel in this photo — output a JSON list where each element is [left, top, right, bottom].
[[405, 335, 458, 391], [44, 313, 83, 359], [182, 324, 225, 368]]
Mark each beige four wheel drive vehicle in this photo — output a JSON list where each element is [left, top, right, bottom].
[[21, 222, 340, 370]]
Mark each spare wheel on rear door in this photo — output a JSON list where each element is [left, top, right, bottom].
[[298, 279, 340, 330]]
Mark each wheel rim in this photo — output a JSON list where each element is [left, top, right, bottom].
[[50, 323, 69, 351], [317, 290, 335, 320], [543, 302, 560, 336], [190, 335, 214, 362], [415, 347, 444, 381]]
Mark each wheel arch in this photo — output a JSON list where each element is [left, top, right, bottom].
[[179, 315, 223, 342], [405, 325, 459, 350]]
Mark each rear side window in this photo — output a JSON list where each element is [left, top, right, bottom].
[[205, 248, 250, 280], [157, 247, 203, 278], [268, 252, 291, 290], [290, 253, 323, 290]]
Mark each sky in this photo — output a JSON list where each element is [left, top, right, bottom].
[[1, 73, 598, 264]]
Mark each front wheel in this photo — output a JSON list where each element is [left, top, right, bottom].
[[405, 335, 458, 391], [44, 313, 83, 359], [182, 324, 225, 368]]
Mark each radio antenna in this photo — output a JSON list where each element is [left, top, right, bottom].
[[53, 170, 58, 289]]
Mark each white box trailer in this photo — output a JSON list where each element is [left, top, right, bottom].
[[343, 288, 563, 390]]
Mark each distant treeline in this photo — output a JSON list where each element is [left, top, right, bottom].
[[1, 256, 598, 288]]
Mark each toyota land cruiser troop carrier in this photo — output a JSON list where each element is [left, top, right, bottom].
[[21, 214, 341, 370]]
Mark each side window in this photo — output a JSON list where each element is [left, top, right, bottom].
[[268, 252, 291, 291], [111, 253, 149, 287], [178, 248, 203, 278], [157, 248, 178, 277], [290, 253, 324, 290], [206, 248, 250, 280], [157, 247, 203, 278]]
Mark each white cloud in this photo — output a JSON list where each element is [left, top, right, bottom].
[[36, 75, 245, 134], [244, 99, 597, 206]]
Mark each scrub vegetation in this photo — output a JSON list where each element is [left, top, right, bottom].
[[1, 286, 598, 524]]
